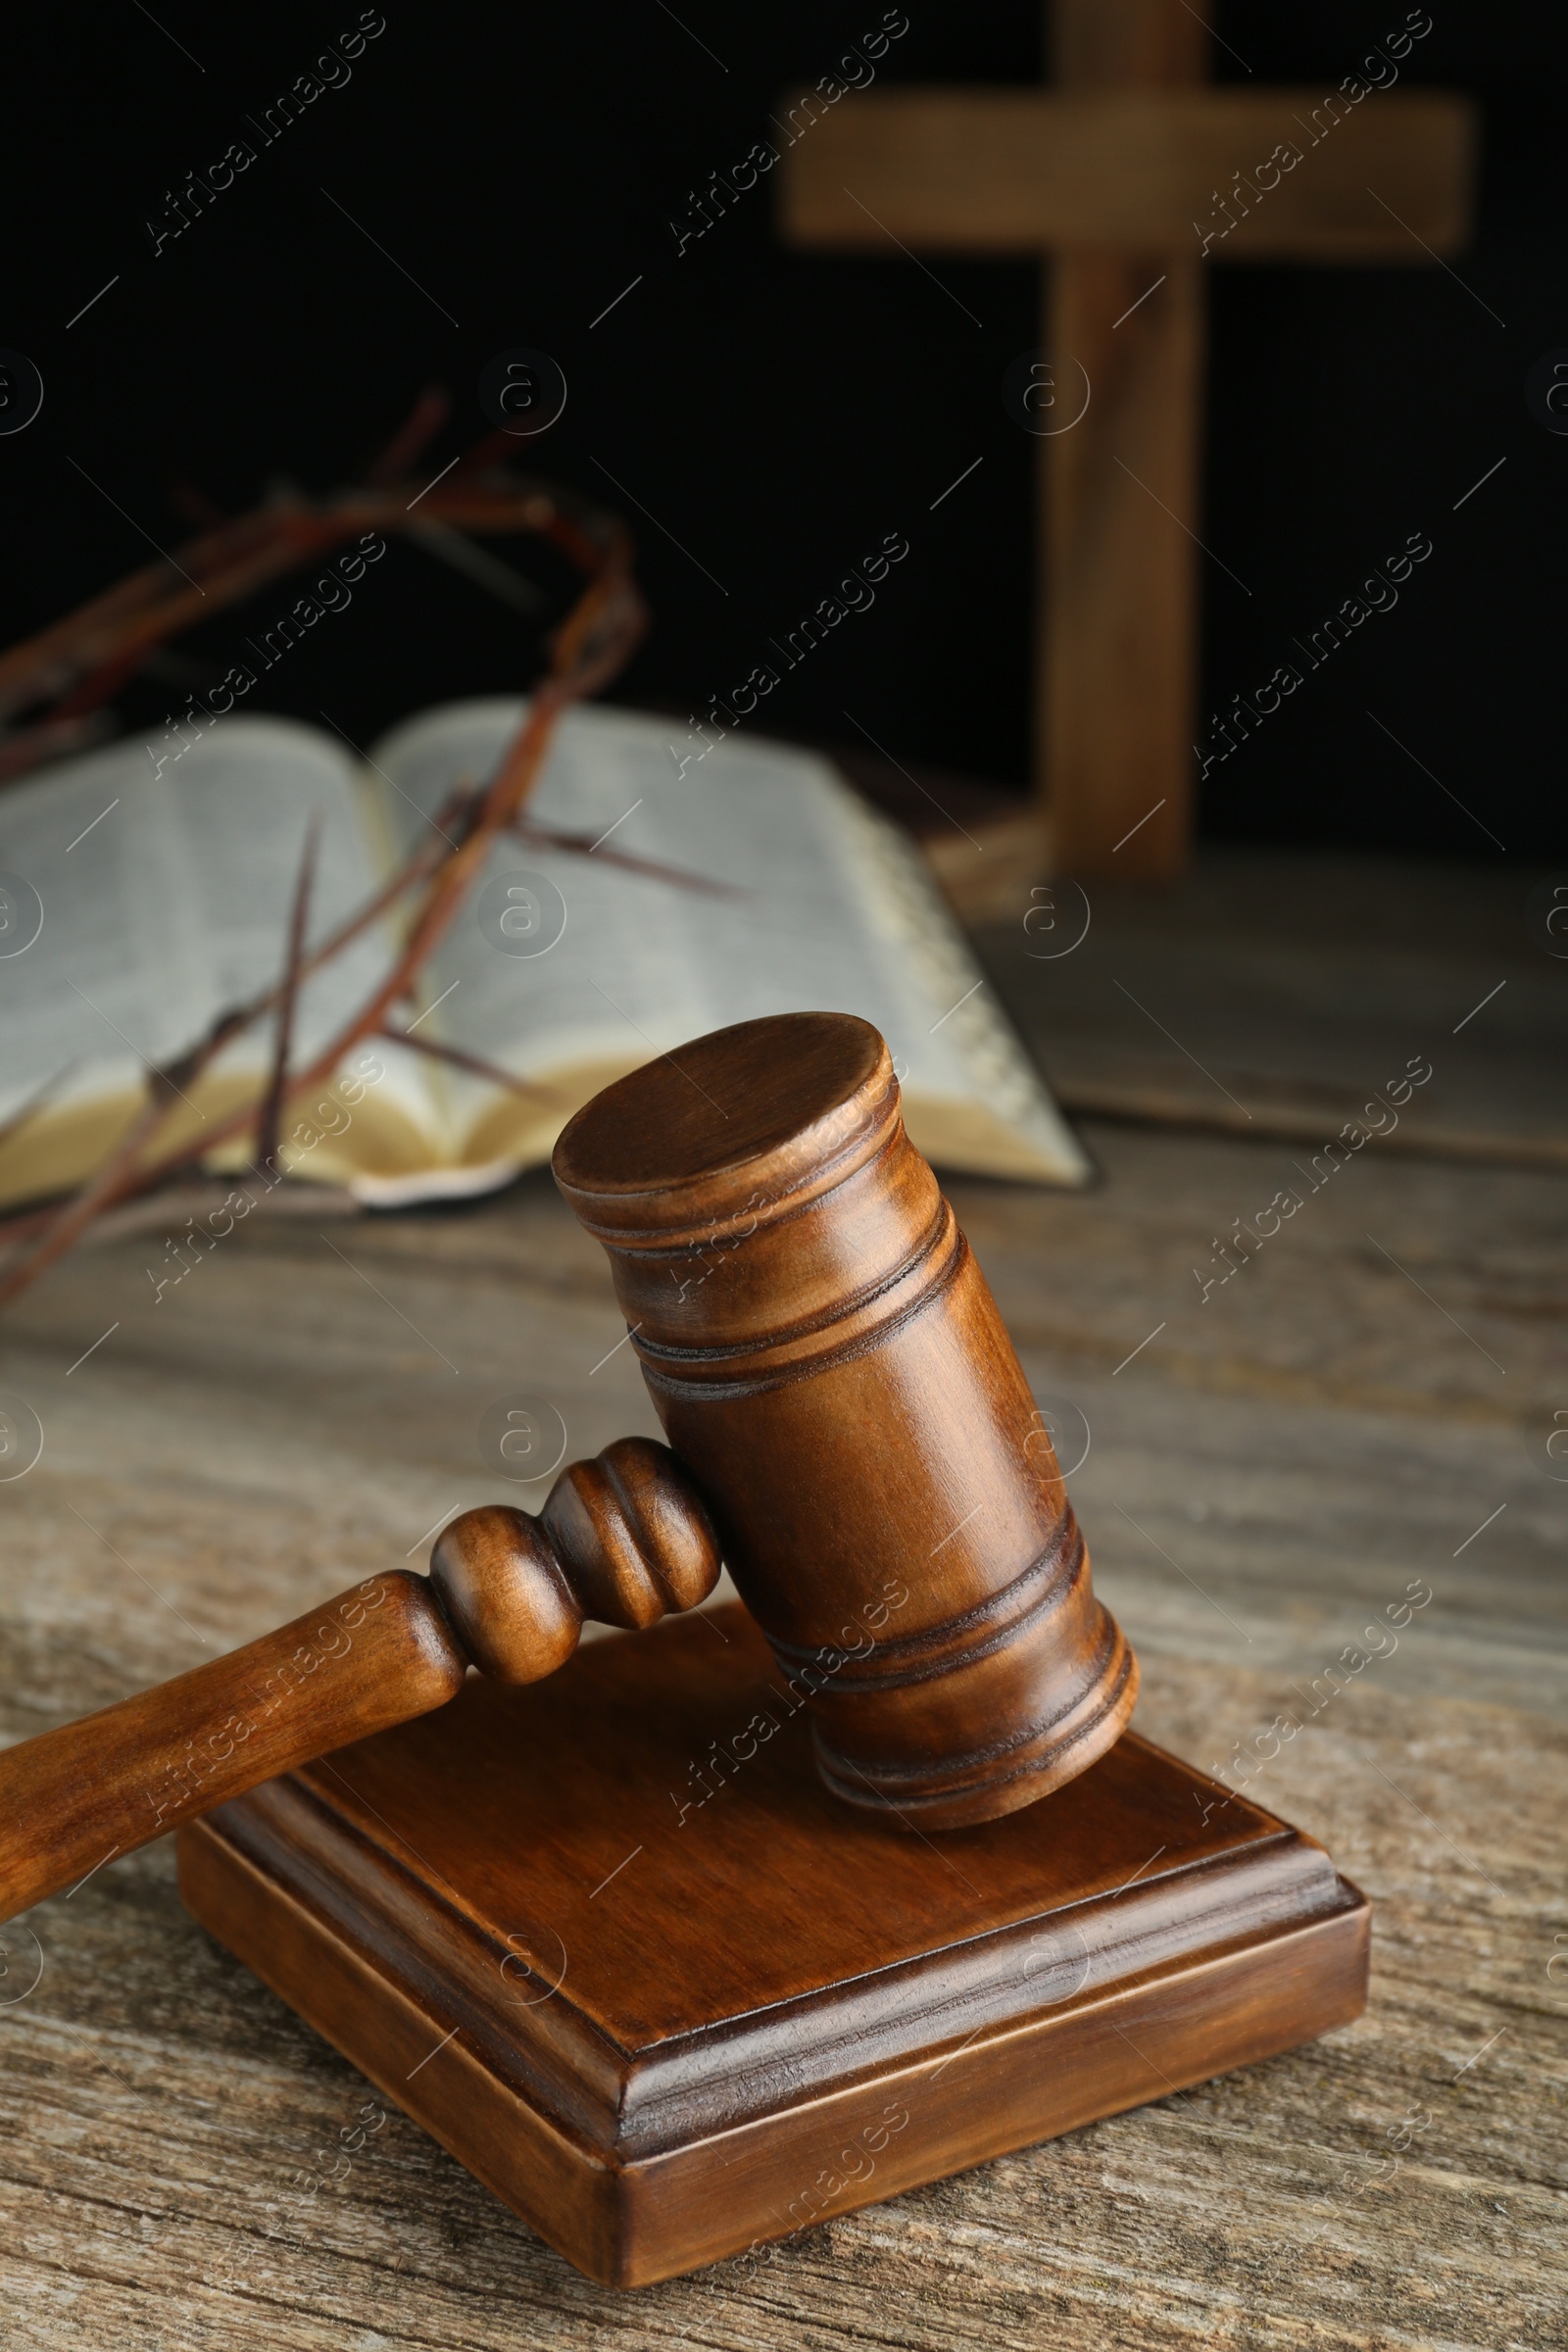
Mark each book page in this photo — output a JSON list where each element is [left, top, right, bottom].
[[0, 718, 439, 1206], [365, 698, 1090, 1187]]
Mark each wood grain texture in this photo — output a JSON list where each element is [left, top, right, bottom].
[[176, 1610, 1366, 2285], [554, 1013, 1136, 1826], [0, 1570, 461, 1924], [0, 1441, 720, 1922], [0, 858, 1561, 2344], [971, 847, 1568, 1169]]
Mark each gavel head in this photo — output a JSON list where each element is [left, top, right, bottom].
[[554, 1010, 1136, 1830]]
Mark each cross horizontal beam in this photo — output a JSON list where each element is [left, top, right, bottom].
[[779, 90, 1475, 258]]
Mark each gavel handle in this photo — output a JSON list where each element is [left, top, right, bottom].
[[0, 1436, 719, 1926], [0, 1572, 462, 1923]]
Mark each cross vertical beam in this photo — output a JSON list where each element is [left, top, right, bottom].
[[1043, 2, 1208, 876], [776, 7, 1475, 891]]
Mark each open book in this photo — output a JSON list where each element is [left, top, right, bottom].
[[0, 699, 1090, 1213]]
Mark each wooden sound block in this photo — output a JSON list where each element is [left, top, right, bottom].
[[177, 1604, 1368, 2289]]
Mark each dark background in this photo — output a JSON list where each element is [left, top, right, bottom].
[[1, 2, 1557, 858]]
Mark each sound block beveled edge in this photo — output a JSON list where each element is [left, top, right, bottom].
[[175, 1614, 1370, 2289], [180, 1821, 1367, 2287]]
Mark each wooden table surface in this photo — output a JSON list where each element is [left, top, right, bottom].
[[1, 864, 1563, 2350]]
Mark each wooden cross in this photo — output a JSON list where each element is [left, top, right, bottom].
[[779, 2, 1475, 881]]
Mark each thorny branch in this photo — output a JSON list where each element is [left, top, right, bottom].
[[0, 411, 652, 1311]]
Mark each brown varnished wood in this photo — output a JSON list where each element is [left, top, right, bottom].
[[0, 1438, 719, 1924], [554, 1012, 1138, 1829], [3, 1010, 1124, 1903], [179, 1603, 1369, 2287], [0, 1569, 461, 1927], [6, 899, 1553, 2344], [428, 1438, 721, 1679]]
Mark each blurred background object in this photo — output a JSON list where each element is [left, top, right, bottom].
[[779, 0, 1473, 877], [0, 1, 1553, 865]]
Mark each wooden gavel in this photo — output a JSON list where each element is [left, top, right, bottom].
[[0, 1012, 1135, 1926]]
